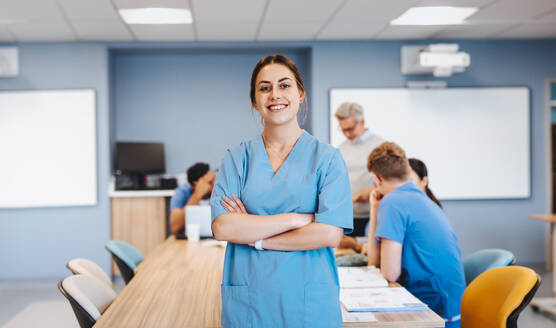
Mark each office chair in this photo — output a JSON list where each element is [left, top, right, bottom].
[[66, 258, 113, 289], [58, 274, 117, 328], [460, 266, 540, 328], [463, 248, 516, 285], [105, 240, 144, 284]]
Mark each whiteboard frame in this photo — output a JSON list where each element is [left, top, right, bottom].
[[329, 87, 531, 200], [0, 89, 98, 208]]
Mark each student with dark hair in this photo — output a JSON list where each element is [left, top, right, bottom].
[[365, 142, 465, 328], [169, 162, 215, 235], [408, 158, 442, 209]]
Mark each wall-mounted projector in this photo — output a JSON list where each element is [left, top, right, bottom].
[[401, 44, 470, 77]]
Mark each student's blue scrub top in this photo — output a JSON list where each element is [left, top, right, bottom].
[[375, 182, 465, 320], [210, 131, 353, 328]]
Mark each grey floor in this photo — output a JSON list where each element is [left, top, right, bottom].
[[0, 267, 555, 328]]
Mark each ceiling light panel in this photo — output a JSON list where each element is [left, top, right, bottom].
[[391, 6, 478, 25], [119, 8, 192, 24]]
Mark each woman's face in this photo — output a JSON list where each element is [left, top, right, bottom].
[[409, 168, 428, 192], [253, 64, 304, 127]]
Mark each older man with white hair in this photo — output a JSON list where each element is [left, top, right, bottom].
[[335, 102, 385, 237]]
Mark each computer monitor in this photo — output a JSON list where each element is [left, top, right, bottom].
[[116, 142, 166, 174]]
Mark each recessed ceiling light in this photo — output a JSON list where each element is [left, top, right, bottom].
[[391, 6, 478, 25], [119, 8, 193, 25]]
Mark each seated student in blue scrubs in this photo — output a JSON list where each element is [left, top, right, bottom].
[[169, 162, 215, 235], [365, 142, 465, 328], [210, 54, 353, 328]]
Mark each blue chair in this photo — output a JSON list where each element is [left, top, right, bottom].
[[105, 240, 144, 284], [463, 248, 516, 285]]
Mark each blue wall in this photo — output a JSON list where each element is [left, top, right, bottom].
[[1, 39, 555, 279], [112, 49, 311, 173], [0, 44, 111, 279]]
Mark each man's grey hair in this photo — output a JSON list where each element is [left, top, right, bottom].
[[335, 102, 364, 122]]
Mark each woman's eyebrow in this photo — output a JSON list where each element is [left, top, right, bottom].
[[258, 77, 293, 85]]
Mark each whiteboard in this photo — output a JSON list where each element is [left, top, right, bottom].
[[0, 90, 97, 207], [330, 88, 530, 200]]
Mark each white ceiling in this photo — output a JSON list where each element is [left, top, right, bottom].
[[0, 0, 555, 42]]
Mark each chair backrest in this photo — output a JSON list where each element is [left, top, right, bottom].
[[105, 240, 144, 284], [463, 248, 515, 285], [461, 266, 540, 328], [67, 258, 113, 289], [58, 275, 117, 328]]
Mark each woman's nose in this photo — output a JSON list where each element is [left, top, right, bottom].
[[270, 86, 281, 99]]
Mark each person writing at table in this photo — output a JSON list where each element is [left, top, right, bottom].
[[365, 142, 465, 328], [169, 162, 215, 235], [210, 54, 352, 327]]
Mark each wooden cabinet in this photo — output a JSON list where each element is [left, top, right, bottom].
[[110, 196, 167, 275]]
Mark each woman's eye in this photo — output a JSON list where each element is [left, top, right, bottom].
[[260, 86, 271, 92], [280, 84, 290, 89]]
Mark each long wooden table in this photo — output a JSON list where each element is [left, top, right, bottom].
[[95, 237, 445, 327]]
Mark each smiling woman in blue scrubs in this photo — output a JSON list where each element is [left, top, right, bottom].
[[210, 54, 353, 328]]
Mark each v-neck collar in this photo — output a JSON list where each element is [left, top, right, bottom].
[[259, 130, 307, 177]]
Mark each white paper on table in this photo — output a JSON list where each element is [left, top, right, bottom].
[[338, 266, 388, 288], [199, 240, 227, 247], [340, 287, 427, 312], [342, 309, 378, 323]]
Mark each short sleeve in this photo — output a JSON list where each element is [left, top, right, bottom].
[[375, 200, 406, 244], [315, 149, 354, 234], [170, 185, 192, 209], [210, 146, 245, 222]]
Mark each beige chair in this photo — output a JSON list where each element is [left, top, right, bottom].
[[58, 275, 117, 328], [66, 258, 113, 289]]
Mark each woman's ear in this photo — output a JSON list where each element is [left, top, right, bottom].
[[372, 174, 382, 187], [422, 176, 429, 188], [299, 90, 305, 104]]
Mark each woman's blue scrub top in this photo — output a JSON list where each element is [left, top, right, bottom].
[[210, 131, 353, 328]]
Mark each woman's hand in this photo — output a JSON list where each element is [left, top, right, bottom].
[[221, 194, 248, 214]]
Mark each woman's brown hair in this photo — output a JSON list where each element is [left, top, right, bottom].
[[408, 158, 443, 209]]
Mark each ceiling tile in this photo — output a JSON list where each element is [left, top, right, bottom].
[[192, 0, 264, 23], [316, 23, 386, 40], [431, 24, 514, 39], [375, 25, 443, 40], [331, 0, 417, 24], [495, 23, 556, 38], [129, 24, 195, 41], [416, 0, 495, 8], [58, 0, 121, 21], [8, 21, 76, 41], [0, 0, 65, 21], [113, 0, 191, 9], [72, 21, 134, 41], [264, 0, 343, 23], [257, 23, 322, 40], [469, 0, 556, 21], [196, 23, 257, 41]]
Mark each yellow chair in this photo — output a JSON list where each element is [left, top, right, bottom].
[[461, 266, 540, 328]]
